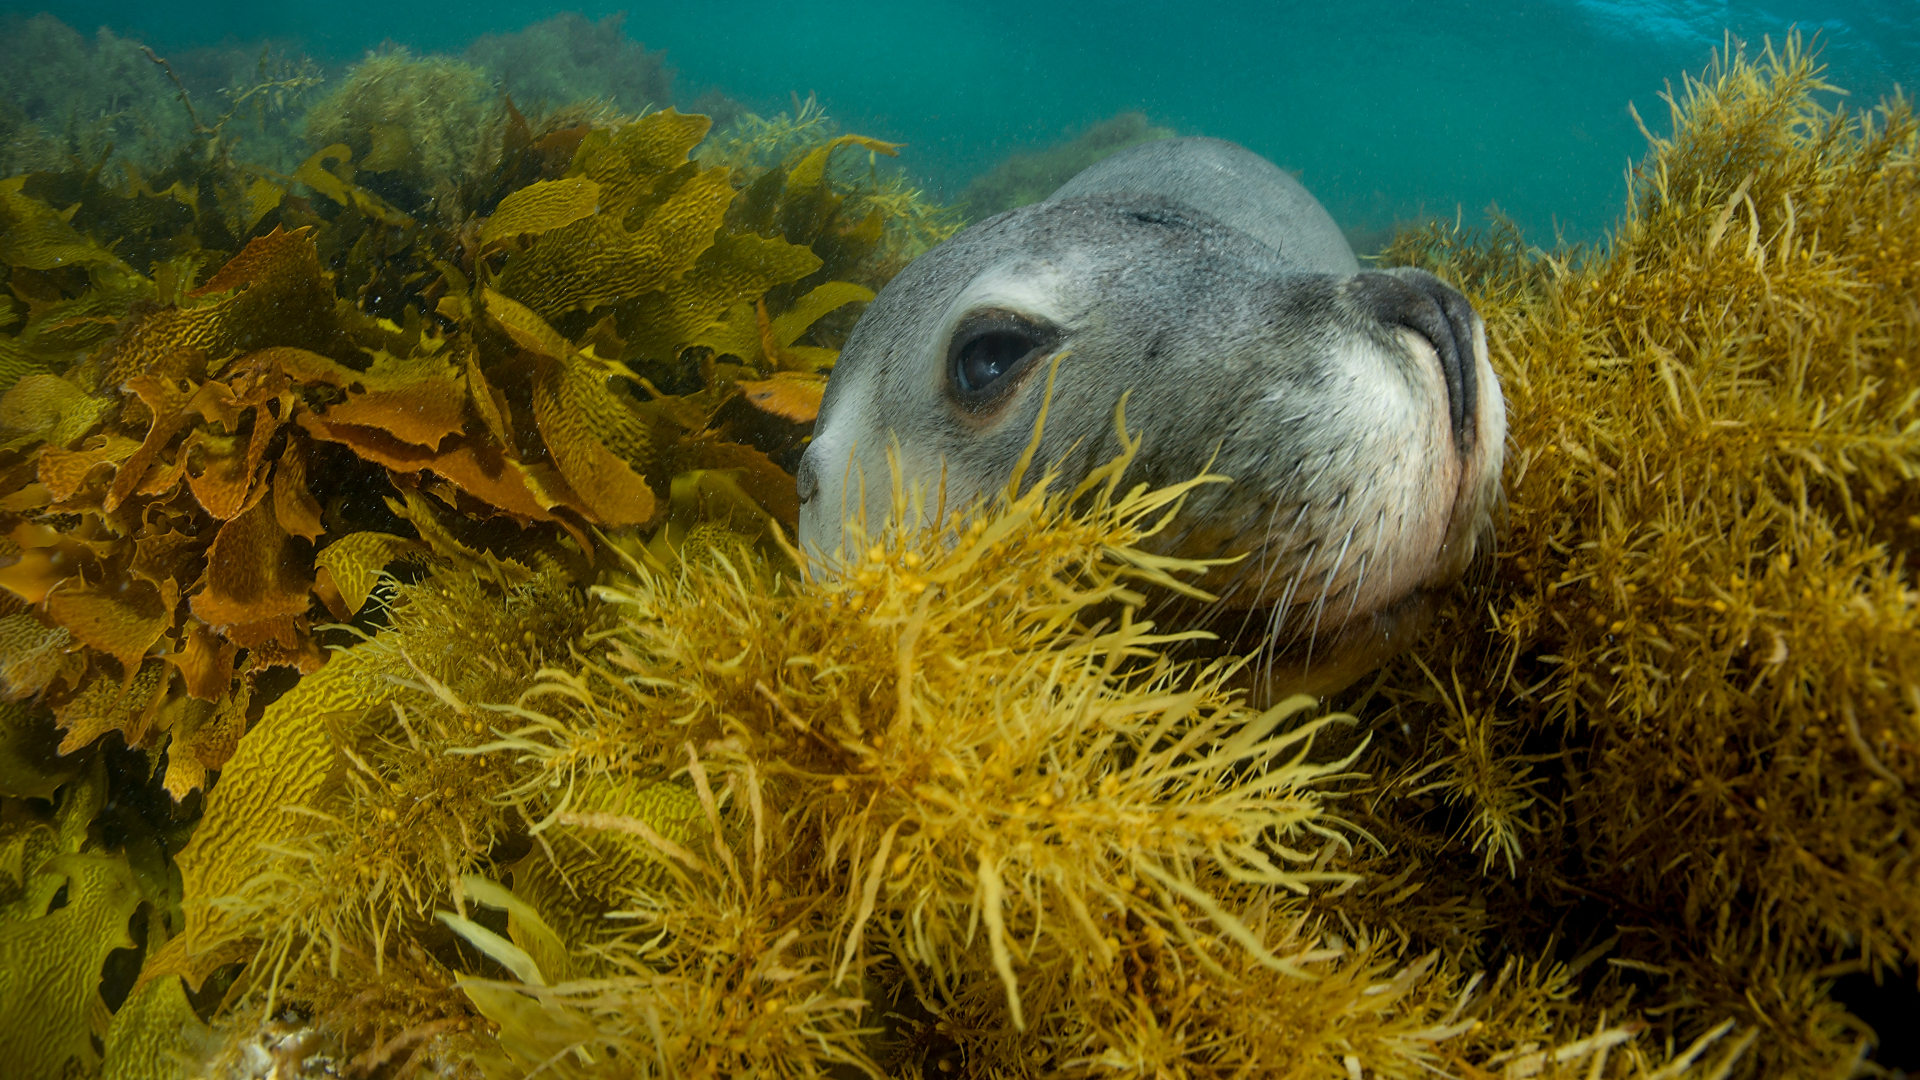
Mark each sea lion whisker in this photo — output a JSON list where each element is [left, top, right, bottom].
[[1342, 552, 1370, 631], [1302, 522, 1361, 671], [1272, 546, 1319, 652], [1230, 497, 1293, 643], [1341, 510, 1393, 629], [1245, 503, 1318, 669]]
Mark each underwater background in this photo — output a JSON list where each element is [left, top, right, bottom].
[[0, 3, 1917, 1079], [4, 0, 1917, 244]]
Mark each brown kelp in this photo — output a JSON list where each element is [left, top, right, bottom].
[[0, 29, 1913, 1080]]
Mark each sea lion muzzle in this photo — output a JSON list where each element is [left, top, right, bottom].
[[1345, 270, 1482, 448]]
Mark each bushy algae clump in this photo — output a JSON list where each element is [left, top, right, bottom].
[[0, 14, 196, 174], [0, 28, 1912, 1080], [302, 49, 498, 213], [149, 427, 1735, 1079], [464, 13, 678, 120], [1367, 34, 1919, 1075]]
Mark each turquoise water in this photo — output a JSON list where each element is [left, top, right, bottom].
[[5, 1, 1916, 242]]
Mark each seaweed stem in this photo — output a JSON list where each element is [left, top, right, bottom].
[[139, 45, 208, 134]]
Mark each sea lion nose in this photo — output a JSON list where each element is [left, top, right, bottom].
[[1348, 270, 1480, 448]]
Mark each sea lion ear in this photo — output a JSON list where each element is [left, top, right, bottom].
[[795, 455, 819, 506]]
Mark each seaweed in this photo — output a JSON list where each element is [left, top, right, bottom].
[[955, 110, 1176, 221], [0, 16, 323, 179], [1359, 33, 1920, 1074], [464, 13, 676, 120], [0, 16, 193, 174], [0, 62, 952, 1075]]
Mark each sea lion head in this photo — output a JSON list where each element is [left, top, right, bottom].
[[797, 138, 1505, 696]]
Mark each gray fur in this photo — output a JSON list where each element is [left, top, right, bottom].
[[1048, 137, 1361, 275], [797, 137, 1505, 694]]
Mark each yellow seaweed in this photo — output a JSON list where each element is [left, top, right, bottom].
[[479, 176, 603, 245], [0, 853, 143, 1080], [100, 974, 215, 1080]]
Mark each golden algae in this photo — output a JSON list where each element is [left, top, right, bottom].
[[1370, 34, 1919, 1074]]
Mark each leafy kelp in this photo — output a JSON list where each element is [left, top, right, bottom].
[[0, 30, 1911, 1080], [0, 53, 950, 1077]]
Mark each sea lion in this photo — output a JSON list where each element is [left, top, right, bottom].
[[796, 137, 1506, 696]]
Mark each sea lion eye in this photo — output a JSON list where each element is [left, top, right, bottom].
[[947, 310, 1055, 403], [955, 331, 1036, 393]]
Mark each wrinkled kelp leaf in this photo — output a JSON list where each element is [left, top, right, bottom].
[[479, 176, 602, 245], [495, 119, 735, 319], [167, 648, 397, 970], [0, 853, 143, 1079], [96, 225, 347, 387], [101, 973, 216, 1080], [313, 531, 425, 619]]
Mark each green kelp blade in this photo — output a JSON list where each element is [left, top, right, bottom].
[[0, 853, 143, 1080], [437, 911, 547, 986], [0, 700, 76, 800], [169, 646, 399, 975], [102, 973, 217, 1080], [461, 874, 572, 985], [457, 979, 605, 1077]]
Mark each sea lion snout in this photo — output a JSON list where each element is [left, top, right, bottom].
[[1344, 269, 1483, 449], [800, 137, 1506, 697]]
